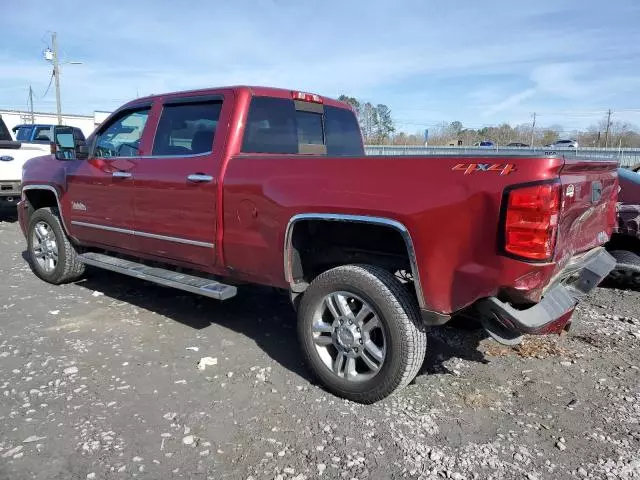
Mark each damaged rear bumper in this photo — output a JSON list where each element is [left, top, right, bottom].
[[478, 247, 616, 336]]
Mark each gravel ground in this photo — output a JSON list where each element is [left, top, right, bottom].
[[1, 211, 639, 480]]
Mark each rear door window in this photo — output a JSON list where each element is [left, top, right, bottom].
[[241, 97, 363, 156], [152, 100, 223, 156], [241, 97, 298, 154]]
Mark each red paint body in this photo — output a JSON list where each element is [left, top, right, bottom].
[[19, 86, 619, 316]]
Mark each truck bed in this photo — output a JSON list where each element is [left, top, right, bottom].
[[222, 152, 617, 314]]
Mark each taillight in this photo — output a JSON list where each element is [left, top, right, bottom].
[[292, 91, 323, 103], [503, 182, 561, 261]]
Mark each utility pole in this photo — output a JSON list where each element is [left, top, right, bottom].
[[604, 109, 612, 148], [530, 112, 536, 147], [28, 86, 35, 124], [51, 32, 63, 125]]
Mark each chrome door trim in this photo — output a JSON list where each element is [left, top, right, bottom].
[[283, 213, 426, 309], [22, 185, 73, 237], [136, 152, 212, 160], [71, 220, 214, 248], [71, 220, 134, 235], [135, 230, 214, 248]]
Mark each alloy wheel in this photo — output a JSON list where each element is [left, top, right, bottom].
[[311, 291, 386, 382]]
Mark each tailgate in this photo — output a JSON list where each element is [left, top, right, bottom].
[[555, 157, 618, 264]]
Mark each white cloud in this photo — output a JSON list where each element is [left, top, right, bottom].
[[1, 0, 639, 130], [483, 89, 537, 116]]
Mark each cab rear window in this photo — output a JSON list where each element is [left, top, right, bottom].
[[241, 97, 363, 156], [0, 118, 12, 141]]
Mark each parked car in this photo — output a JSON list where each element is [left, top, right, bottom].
[[545, 139, 578, 149], [474, 141, 495, 147], [506, 142, 529, 148], [12, 124, 86, 145], [605, 167, 640, 287], [0, 116, 52, 208], [19, 86, 618, 403]]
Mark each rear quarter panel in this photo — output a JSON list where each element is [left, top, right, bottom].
[[221, 154, 567, 313]]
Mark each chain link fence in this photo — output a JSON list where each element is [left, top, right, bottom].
[[364, 145, 640, 168]]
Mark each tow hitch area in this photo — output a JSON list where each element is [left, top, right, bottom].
[[477, 248, 615, 345]]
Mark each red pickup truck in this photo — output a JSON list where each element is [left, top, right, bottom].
[[19, 86, 618, 403]]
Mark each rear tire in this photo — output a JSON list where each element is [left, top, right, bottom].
[[297, 264, 427, 403], [607, 250, 640, 289], [27, 207, 85, 284]]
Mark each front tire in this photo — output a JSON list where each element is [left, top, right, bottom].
[[27, 207, 85, 284], [298, 264, 427, 403]]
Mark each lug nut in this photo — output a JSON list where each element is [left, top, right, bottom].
[[354, 348, 359, 353], [359, 339, 363, 344], [357, 327, 361, 332]]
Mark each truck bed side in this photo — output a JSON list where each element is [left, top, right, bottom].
[[221, 153, 616, 314]]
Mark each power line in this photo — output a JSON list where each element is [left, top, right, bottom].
[[41, 71, 54, 98]]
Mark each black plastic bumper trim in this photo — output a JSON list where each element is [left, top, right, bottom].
[[420, 309, 451, 326], [477, 247, 616, 335]]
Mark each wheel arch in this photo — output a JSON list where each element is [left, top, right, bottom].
[[22, 185, 72, 235], [283, 213, 426, 310]]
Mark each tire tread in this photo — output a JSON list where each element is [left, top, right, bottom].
[[298, 264, 427, 403], [28, 207, 85, 284]]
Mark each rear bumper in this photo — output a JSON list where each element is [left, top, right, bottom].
[[0, 195, 20, 206], [477, 247, 615, 335]]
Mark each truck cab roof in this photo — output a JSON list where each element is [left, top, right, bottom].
[[122, 86, 352, 111]]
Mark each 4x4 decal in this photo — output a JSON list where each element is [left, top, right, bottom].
[[452, 163, 516, 175]]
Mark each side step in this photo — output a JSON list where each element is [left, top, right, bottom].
[[78, 252, 237, 301]]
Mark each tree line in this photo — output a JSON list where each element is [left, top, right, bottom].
[[339, 94, 640, 148], [338, 96, 395, 144]]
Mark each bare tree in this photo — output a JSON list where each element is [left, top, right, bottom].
[[338, 94, 640, 147]]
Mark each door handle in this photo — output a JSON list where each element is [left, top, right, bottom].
[[112, 171, 132, 179], [187, 174, 213, 183]]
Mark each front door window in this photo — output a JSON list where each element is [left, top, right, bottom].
[[94, 109, 150, 158]]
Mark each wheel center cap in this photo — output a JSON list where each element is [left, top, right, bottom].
[[336, 324, 359, 348]]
